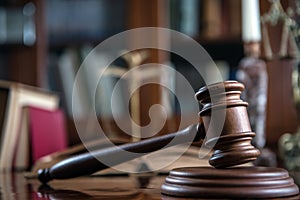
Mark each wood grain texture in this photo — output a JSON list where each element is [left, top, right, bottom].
[[162, 166, 299, 199]]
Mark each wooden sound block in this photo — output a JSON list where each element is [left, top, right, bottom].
[[161, 166, 299, 199]]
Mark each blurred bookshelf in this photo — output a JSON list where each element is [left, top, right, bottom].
[[0, 0, 260, 146], [0, 0, 247, 146], [0, 1, 244, 75]]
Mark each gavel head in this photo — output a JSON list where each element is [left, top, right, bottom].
[[195, 80, 260, 168]]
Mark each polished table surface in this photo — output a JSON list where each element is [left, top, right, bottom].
[[1, 171, 300, 200], [1, 172, 168, 200]]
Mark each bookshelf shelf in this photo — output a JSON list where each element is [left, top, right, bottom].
[[0, 0, 245, 85]]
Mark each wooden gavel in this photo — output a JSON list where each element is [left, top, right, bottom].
[[38, 81, 260, 183]]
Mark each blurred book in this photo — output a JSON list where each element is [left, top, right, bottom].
[[57, 48, 90, 118], [202, 0, 222, 39], [14, 106, 68, 170], [201, 0, 241, 40], [170, 0, 200, 37], [46, 0, 126, 44], [29, 106, 67, 163], [0, 80, 59, 171]]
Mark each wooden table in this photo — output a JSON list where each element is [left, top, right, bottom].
[[1, 170, 300, 199], [0, 172, 178, 200]]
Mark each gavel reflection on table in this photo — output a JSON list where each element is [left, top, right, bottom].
[[38, 81, 299, 199]]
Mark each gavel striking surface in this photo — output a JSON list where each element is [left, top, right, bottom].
[[161, 166, 299, 199]]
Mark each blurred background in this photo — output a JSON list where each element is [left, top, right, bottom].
[[1, 0, 300, 173]]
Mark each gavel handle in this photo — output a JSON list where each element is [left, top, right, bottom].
[[38, 124, 202, 184]]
